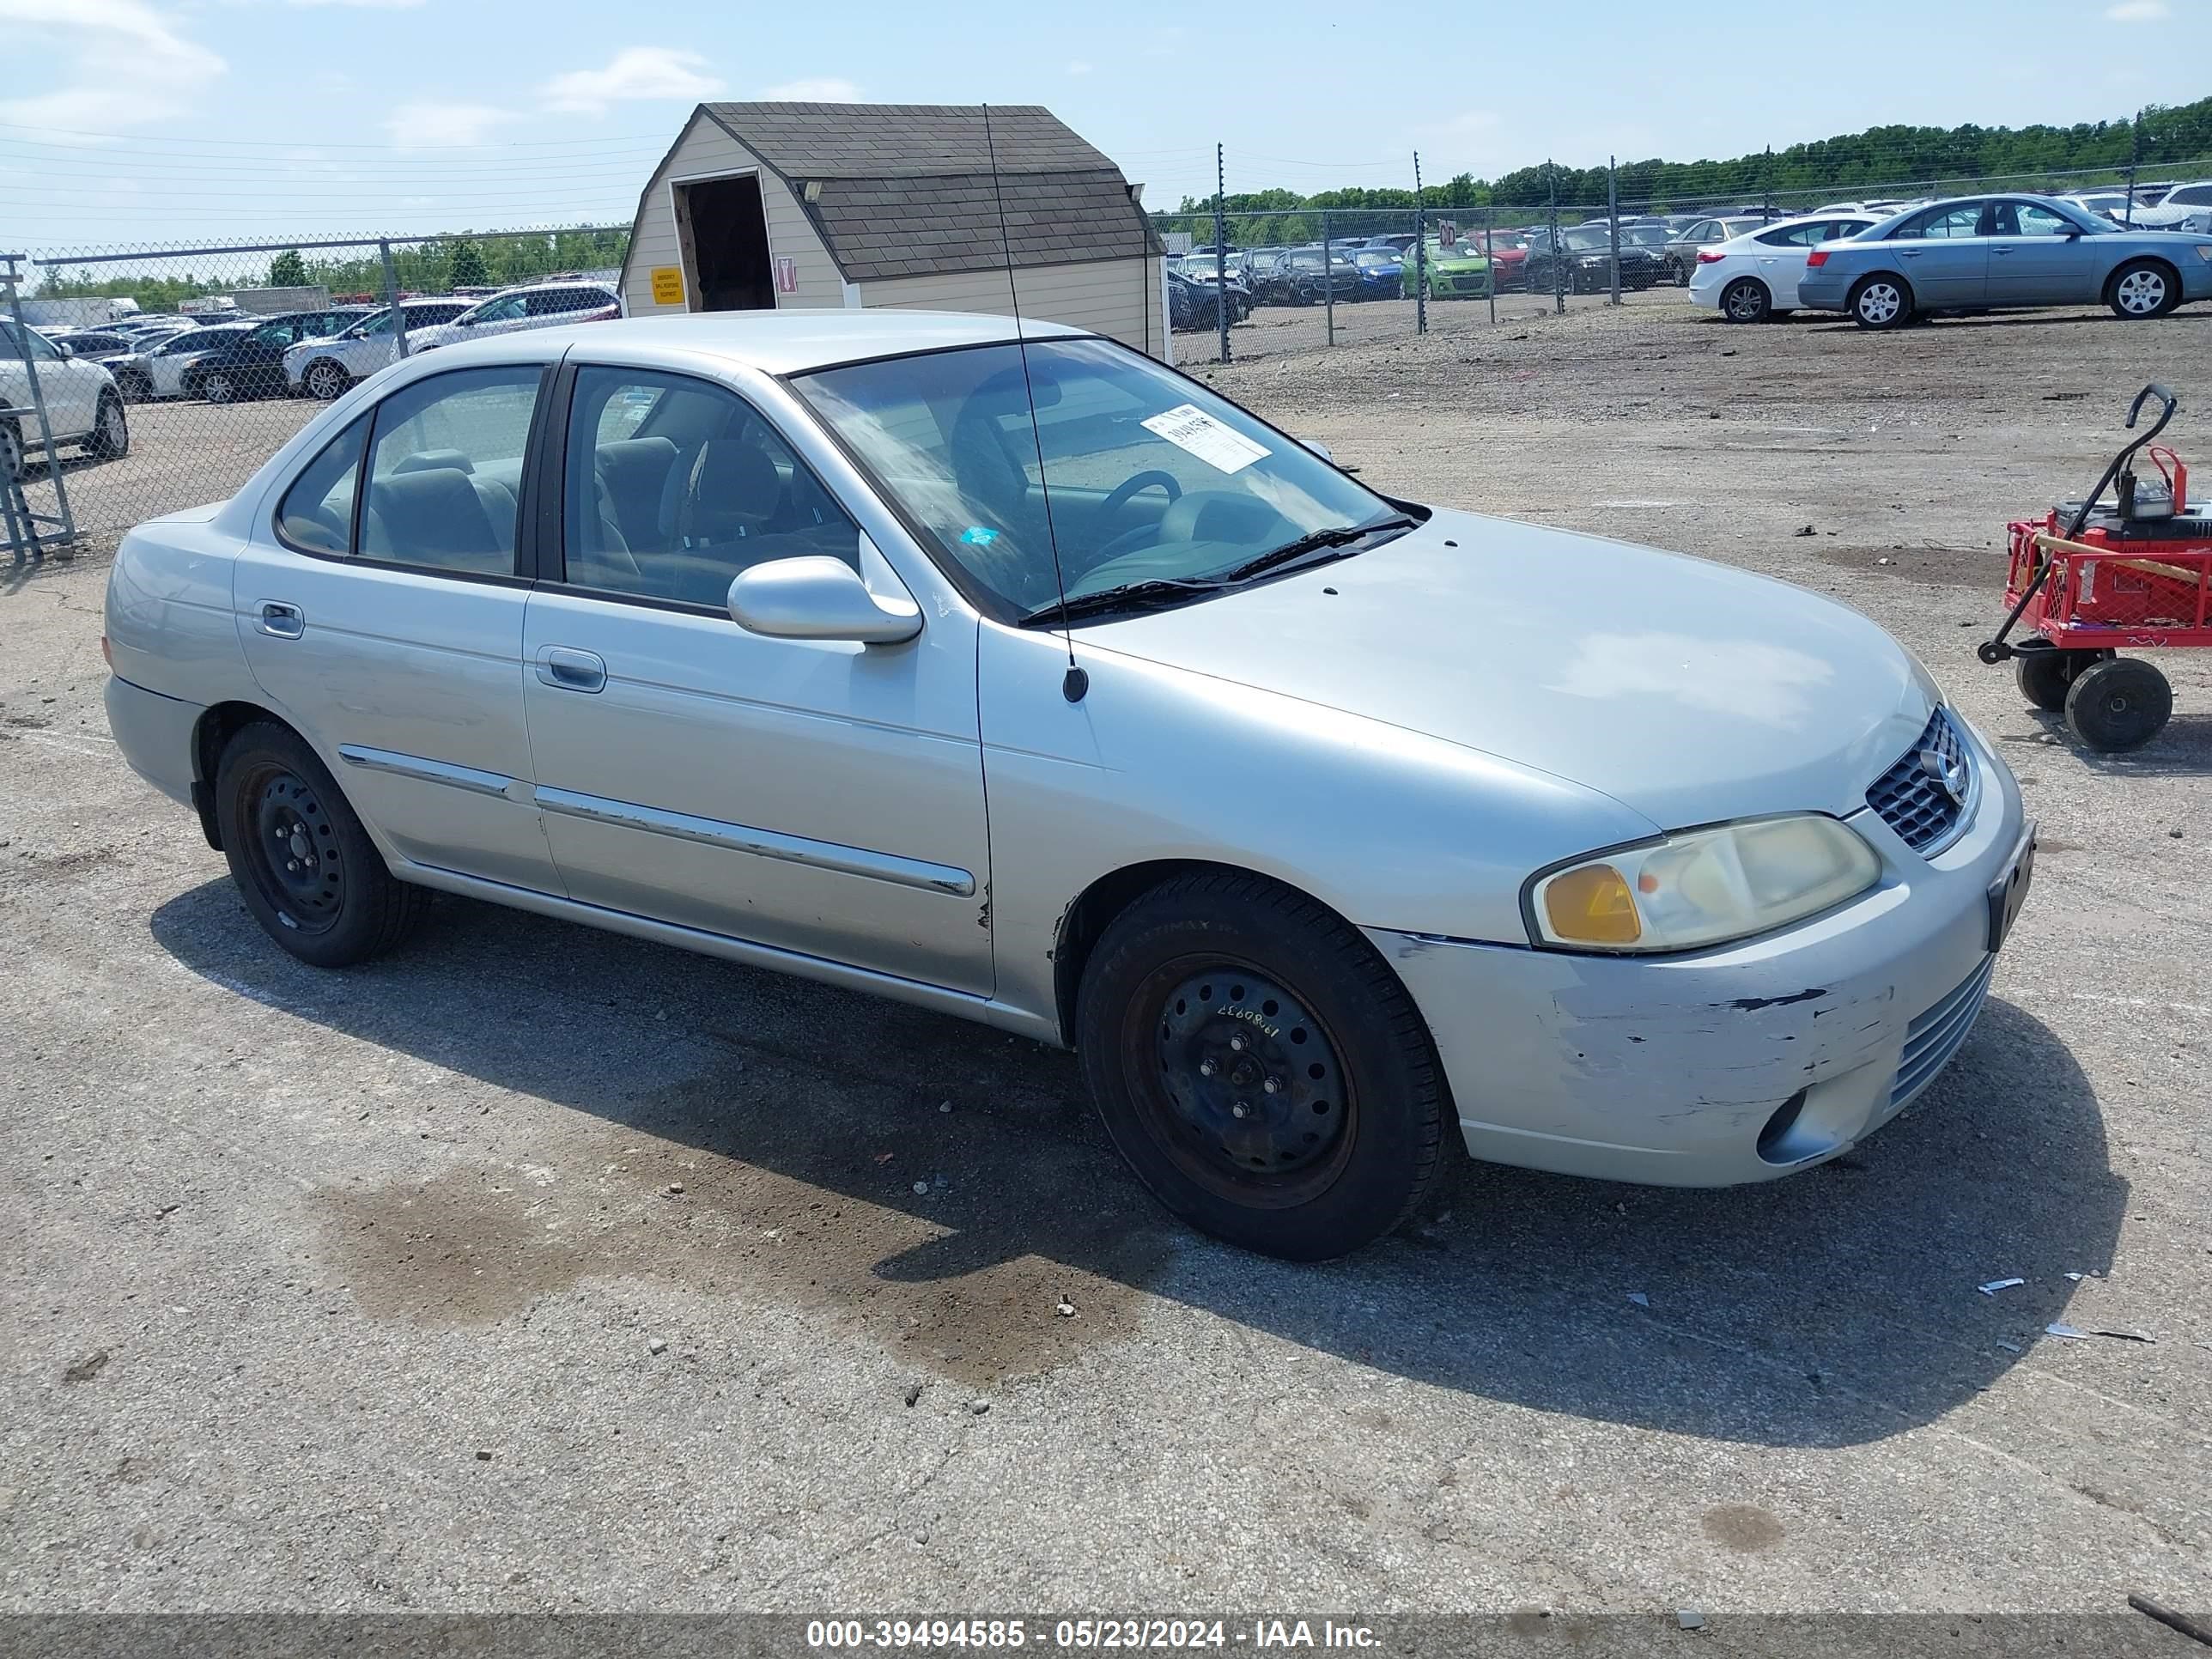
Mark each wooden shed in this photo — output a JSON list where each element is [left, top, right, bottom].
[[618, 101, 1168, 357]]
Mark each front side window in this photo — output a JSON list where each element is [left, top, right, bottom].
[[1897, 204, 1984, 240], [795, 337, 1403, 621], [562, 366, 860, 606], [249, 321, 301, 348], [464, 295, 526, 325], [276, 416, 370, 555], [359, 367, 543, 575]]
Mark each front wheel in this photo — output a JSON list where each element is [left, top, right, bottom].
[[1721, 277, 1771, 324], [303, 359, 350, 401], [1850, 276, 1911, 330], [1076, 872, 1450, 1261], [201, 370, 237, 405], [113, 371, 152, 404], [214, 721, 428, 968], [2064, 657, 2172, 751], [2109, 259, 2179, 319]]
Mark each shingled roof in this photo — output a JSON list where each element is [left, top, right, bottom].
[[668, 102, 1162, 284]]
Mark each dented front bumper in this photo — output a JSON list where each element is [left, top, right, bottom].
[[1369, 726, 2027, 1188]]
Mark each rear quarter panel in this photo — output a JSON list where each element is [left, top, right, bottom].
[[105, 513, 255, 709]]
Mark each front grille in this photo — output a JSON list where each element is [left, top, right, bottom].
[[1891, 956, 1995, 1109], [1867, 708, 1972, 855]]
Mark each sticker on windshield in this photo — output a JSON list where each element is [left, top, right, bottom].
[[1141, 404, 1271, 475], [960, 526, 1000, 545]]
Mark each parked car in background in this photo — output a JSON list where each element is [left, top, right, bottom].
[[1166, 271, 1243, 331], [2128, 179, 2212, 232], [1523, 226, 1667, 294], [1361, 234, 1419, 254], [1169, 259, 1255, 320], [1662, 216, 1770, 284], [1346, 248, 1406, 299], [283, 299, 475, 400], [1797, 194, 2212, 327], [1688, 212, 1883, 322], [1273, 246, 1361, 306], [104, 323, 256, 404], [1473, 229, 1531, 289], [180, 308, 380, 404], [0, 319, 128, 482], [2059, 191, 2135, 226], [404, 282, 621, 353], [101, 310, 2033, 1259], [49, 329, 143, 362], [1401, 238, 1492, 300]]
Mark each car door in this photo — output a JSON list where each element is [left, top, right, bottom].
[[4, 322, 96, 439], [519, 361, 994, 993], [1984, 200, 2102, 303], [233, 364, 563, 894], [1883, 201, 1990, 307]]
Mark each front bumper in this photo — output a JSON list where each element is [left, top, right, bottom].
[[1370, 717, 2027, 1187]]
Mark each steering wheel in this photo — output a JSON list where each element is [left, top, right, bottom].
[[1086, 471, 1184, 565]]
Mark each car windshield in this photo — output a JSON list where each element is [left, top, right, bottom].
[[1352, 251, 1399, 267], [793, 337, 1407, 622], [1620, 225, 1669, 246], [1562, 228, 1610, 252]]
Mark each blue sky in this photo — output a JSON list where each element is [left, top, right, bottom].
[[1, 0, 2205, 254]]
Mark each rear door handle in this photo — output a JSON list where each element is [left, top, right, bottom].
[[535, 645, 606, 694], [258, 600, 304, 639]]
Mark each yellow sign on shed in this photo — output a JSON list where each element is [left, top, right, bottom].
[[648, 266, 685, 307]]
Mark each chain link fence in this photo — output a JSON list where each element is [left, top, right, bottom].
[[4, 225, 628, 552]]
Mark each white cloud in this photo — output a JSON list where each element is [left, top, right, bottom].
[[1067, 60, 1095, 76], [758, 76, 862, 103], [384, 100, 518, 146], [2106, 0, 2168, 17], [0, 0, 225, 133], [542, 47, 724, 115]]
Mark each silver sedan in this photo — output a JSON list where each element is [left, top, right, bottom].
[[102, 313, 2031, 1258], [1797, 192, 2212, 326]]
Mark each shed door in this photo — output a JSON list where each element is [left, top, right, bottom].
[[674, 174, 776, 312]]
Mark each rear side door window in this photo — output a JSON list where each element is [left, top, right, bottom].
[[275, 416, 371, 556], [358, 368, 545, 576]]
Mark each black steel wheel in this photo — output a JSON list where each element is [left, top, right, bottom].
[[2014, 638, 2112, 712], [2064, 656, 2173, 752], [215, 720, 428, 967], [1077, 871, 1450, 1260]]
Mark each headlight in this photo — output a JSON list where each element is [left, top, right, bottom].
[[1527, 815, 1881, 954]]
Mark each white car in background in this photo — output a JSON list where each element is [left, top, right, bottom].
[[1688, 210, 1882, 322], [404, 281, 620, 355], [1, 319, 128, 481], [104, 323, 258, 404], [283, 299, 475, 400], [2127, 179, 2212, 233]]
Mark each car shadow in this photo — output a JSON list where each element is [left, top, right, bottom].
[[149, 878, 2124, 1449]]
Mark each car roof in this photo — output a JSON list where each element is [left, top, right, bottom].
[[416, 310, 1088, 377]]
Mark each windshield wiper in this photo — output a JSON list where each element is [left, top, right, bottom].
[[1212, 514, 1418, 585], [1018, 576, 1227, 627]]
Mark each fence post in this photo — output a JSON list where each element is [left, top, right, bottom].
[[1607, 155, 1620, 307], [1547, 166, 1564, 316], [1322, 211, 1334, 347], [2126, 108, 2142, 227], [2, 255, 76, 556], [1484, 204, 1496, 325], [1413, 150, 1427, 337], [1213, 143, 1231, 366], [380, 240, 408, 361]]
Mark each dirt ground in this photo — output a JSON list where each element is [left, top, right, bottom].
[[3, 293, 2209, 1628]]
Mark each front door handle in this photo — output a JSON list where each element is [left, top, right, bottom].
[[1899, 248, 1923, 258], [1993, 246, 2016, 256], [258, 601, 304, 639], [535, 645, 606, 694]]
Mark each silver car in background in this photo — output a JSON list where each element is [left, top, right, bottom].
[[1798, 193, 2212, 327], [101, 313, 2031, 1259]]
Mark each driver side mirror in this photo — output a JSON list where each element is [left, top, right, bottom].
[[727, 556, 921, 645], [52, 340, 74, 359]]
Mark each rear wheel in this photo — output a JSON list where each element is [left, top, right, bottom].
[[1721, 277, 1772, 323], [2063, 656, 2172, 751], [113, 370, 152, 404], [1850, 276, 1912, 329], [2108, 259, 2178, 319], [87, 391, 129, 460], [0, 420, 21, 484], [1076, 871, 1449, 1261], [214, 721, 428, 967]]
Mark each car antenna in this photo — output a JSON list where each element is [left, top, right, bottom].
[[981, 101, 1086, 703]]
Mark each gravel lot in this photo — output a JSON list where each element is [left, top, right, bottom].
[[3, 295, 2209, 1629]]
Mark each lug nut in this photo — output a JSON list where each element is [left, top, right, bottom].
[[1232, 1103, 1249, 1118], [1263, 1078, 1282, 1095], [1198, 1059, 1216, 1077], [1229, 1036, 1246, 1052]]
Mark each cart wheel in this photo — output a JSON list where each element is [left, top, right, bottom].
[[2064, 657, 2172, 752], [2014, 641, 2113, 712]]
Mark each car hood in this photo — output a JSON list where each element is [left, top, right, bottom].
[[1081, 507, 1937, 830]]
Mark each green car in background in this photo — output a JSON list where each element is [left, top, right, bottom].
[[1402, 239, 1493, 300]]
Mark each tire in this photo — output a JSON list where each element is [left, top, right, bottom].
[[2108, 258, 2179, 319], [0, 420, 21, 485], [2064, 657, 2172, 751], [1721, 277, 1772, 324], [86, 390, 129, 461], [114, 371, 152, 404], [213, 720, 428, 968], [1075, 871, 1450, 1261], [202, 370, 237, 405], [303, 359, 349, 401], [1849, 275, 1912, 330], [2014, 639, 2112, 712]]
